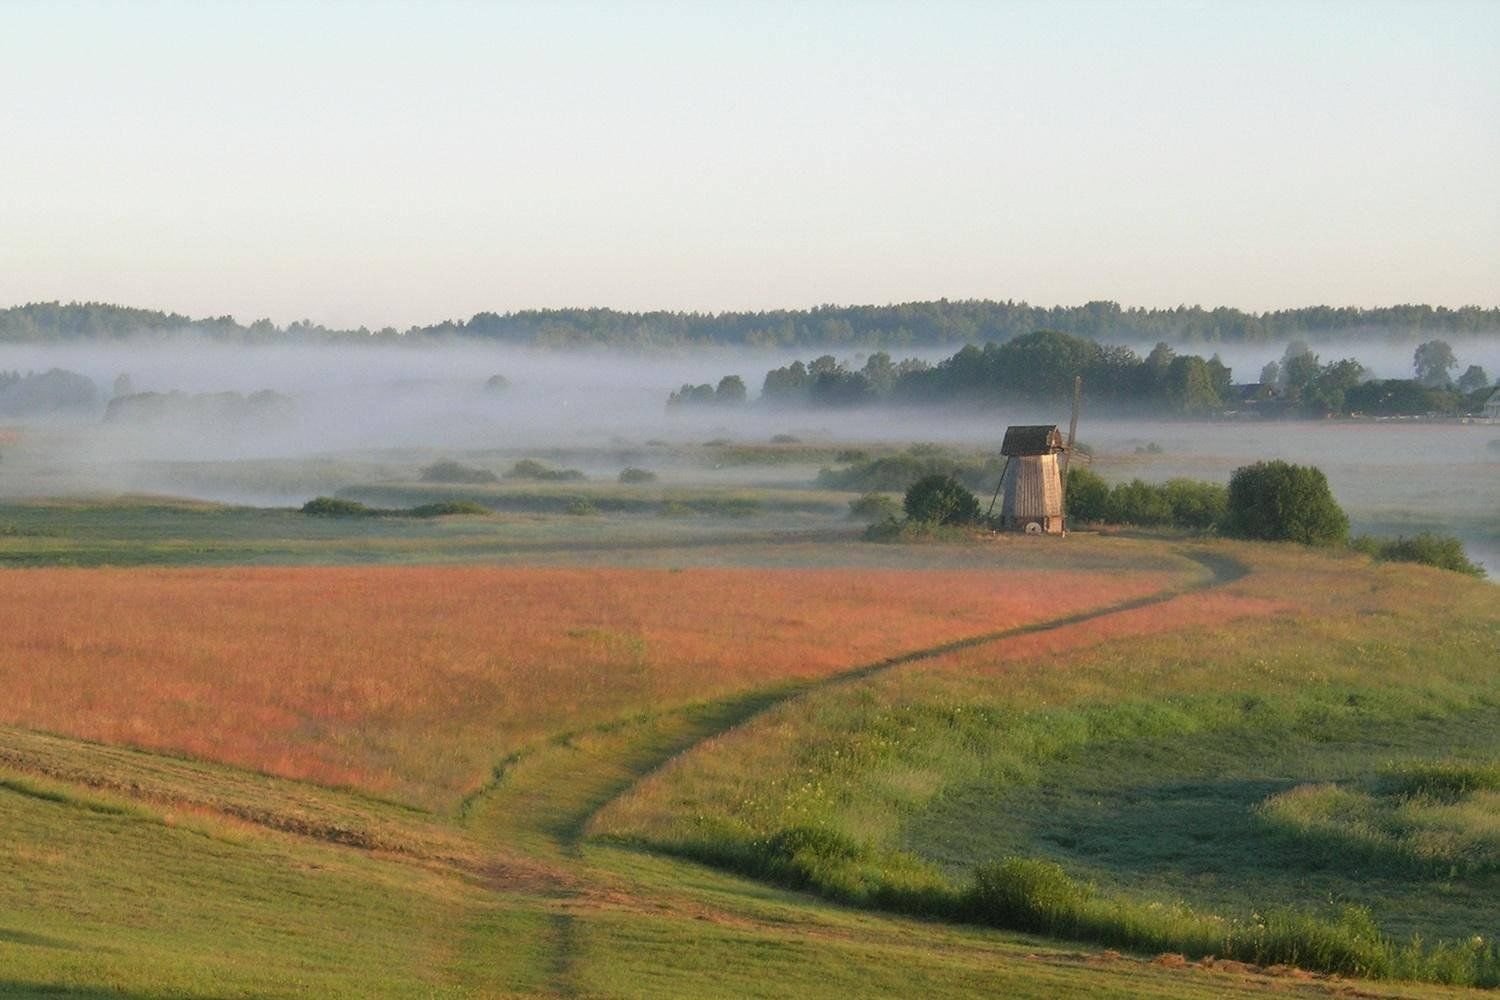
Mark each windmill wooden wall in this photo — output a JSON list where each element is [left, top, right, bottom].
[[997, 424, 1065, 534]]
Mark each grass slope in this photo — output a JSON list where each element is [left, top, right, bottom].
[[1, 532, 1494, 996], [592, 542, 1500, 985]]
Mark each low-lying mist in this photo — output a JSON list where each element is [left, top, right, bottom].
[[0, 335, 1495, 573]]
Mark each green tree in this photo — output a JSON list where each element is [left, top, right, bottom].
[[903, 474, 980, 526], [1304, 358, 1366, 415], [1064, 467, 1110, 523], [1165, 355, 1222, 414], [1105, 479, 1174, 526], [1280, 342, 1322, 400], [1456, 365, 1489, 394], [667, 383, 716, 406], [1161, 478, 1228, 529], [1224, 460, 1348, 546], [715, 375, 748, 404], [1413, 340, 1457, 387], [761, 361, 809, 403], [860, 352, 897, 395]]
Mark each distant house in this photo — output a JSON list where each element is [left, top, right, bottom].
[[1483, 386, 1500, 422]]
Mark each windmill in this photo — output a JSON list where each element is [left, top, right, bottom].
[[986, 376, 1083, 535]]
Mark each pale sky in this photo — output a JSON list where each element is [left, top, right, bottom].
[[2, 0, 1497, 330]]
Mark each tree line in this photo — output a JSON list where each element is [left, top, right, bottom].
[[673, 331, 1495, 418], [3, 299, 1498, 347]]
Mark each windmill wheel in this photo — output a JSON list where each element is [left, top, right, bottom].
[[1024, 521, 1043, 535]]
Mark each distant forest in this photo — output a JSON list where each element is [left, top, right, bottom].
[[2, 299, 1498, 347], [671, 331, 1496, 419]]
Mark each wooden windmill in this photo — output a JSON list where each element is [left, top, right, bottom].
[[987, 376, 1083, 535]]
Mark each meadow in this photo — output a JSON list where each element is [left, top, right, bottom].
[[0, 482, 1496, 996], [0, 554, 1181, 808], [592, 542, 1500, 985]]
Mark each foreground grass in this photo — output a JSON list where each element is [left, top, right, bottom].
[[1, 713, 1471, 999], [592, 542, 1500, 986], [2, 532, 1494, 995]]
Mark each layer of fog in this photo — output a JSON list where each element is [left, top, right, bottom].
[[0, 335, 1494, 571]]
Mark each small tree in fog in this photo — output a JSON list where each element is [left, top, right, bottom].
[[1224, 460, 1347, 546], [1413, 340, 1458, 387], [1456, 365, 1489, 395], [715, 375, 747, 404], [1064, 467, 1109, 524], [903, 474, 980, 526]]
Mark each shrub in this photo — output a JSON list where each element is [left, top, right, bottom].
[[1067, 472, 1225, 531], [419, 460, 497, 485], [1064, 467, 1110, 523], [1352, 533, 1484, 577], [1380, 760, 1500, 802], [1105, 479, 1173, 527], [505, 459, 586, 482], [751, 826, 877, 897], [618, 467, 658, 484], [565, 498, 598, 516], [300, 497, 375, 517], [847, 492, 899, 522], [819, 449, 1000, 493], [770, 433, 801, 444], [963, 857, 1090, 934], [903, 474, 981, 526], [1161, 478, 1228, 530], [406, 501, 490, 518], [1224, 460, 1348, 546]]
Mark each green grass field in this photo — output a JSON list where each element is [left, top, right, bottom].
[[0, 494, 1495, 997]]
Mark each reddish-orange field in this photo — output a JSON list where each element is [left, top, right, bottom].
[[0, 564, 1173, 807], [950, 588, 1291, 671]]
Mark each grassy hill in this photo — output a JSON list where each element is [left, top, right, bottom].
[[0, 518, 1494, 996]]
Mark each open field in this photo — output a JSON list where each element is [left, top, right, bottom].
[[0, 505, 1495, 995], [0, 553, 1183, 808], [593, 542, 1500, 984]]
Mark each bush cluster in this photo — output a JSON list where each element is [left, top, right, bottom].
[[504, 459, 586, 482], [1064, 468, 1226, 530], [1224, 460, 1348, 545], [903, 474, 981, 526], [718, 828, 1499, 986], [1352, 533, 1485, 577], [300, 497, 490, 518], [847, 492, 899, 522], [817, 447, 1000, 494], [419, 460, 497, 485]]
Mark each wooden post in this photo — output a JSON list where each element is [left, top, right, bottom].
[[1059, 376, 1082, 522]]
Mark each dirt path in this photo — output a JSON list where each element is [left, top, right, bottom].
[[453, 547, 1249, 995]]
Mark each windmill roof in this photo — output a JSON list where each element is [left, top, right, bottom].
[[1001, 425, 1064, 456]]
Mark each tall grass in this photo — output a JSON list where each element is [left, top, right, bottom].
[[1258, 759, 1500, 876], [0, 562, 1170, 808]]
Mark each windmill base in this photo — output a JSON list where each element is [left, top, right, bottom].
[[998, 516, 1065, 535]]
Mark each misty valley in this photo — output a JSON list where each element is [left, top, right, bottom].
[[1, 329, 1495, 572]]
